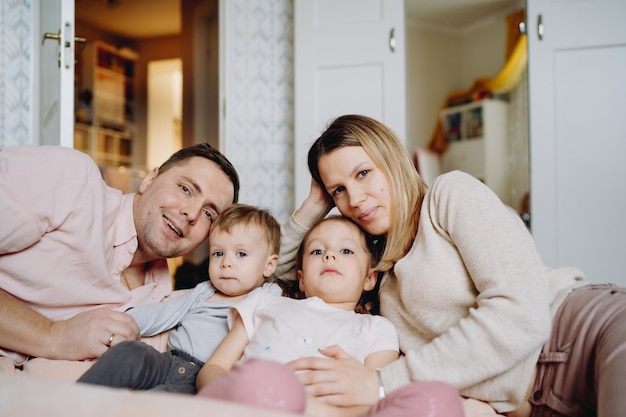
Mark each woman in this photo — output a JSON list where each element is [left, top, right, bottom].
[[275, 114, 626, 417]]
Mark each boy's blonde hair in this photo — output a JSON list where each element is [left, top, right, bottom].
[[210, 203, 281, 254]]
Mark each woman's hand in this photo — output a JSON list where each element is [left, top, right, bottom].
[[293, 179, 334, 228], [288, 345, 379, 407]]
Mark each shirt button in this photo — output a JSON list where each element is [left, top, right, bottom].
[[532, 390, 543, 401], [178, 367, 186, 375]]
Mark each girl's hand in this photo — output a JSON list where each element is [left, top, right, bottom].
[[293, 179, 334, 228], [288, 345, 379, 407]]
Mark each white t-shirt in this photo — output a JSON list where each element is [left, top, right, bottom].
[[230, 290, 399, 364]]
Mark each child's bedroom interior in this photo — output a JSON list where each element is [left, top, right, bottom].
[[1, 0, 625, 415]]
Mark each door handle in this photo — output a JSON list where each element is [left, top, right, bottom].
[[389, 28, 396, 52], [42, 25, 87, 68], [75, 36, 87, 52], [537, 14, 544, 41], [42, 30, 61, 45], [42, 31, 87, 47]]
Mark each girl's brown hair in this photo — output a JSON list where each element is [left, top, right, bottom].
[[288, 215, 380, 314], [307, 115, 428, 272]]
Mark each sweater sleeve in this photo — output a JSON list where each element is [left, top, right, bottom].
[[274, 215, 309, 282], [128, 281, 215, 336], [383, 171, 551, 412]]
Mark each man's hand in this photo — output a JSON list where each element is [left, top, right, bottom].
[[49, 308, 140, 360], [0, 288, 138, 361]]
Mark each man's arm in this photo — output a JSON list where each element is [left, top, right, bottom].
[[0, 289, 140, 361]]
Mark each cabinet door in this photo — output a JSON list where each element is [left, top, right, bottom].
[[294, 0, 406, 207], [528, 0, 626, 285]]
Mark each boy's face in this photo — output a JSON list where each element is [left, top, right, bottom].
[[297, 219, 377, 304], [208, 223, 277, 296]]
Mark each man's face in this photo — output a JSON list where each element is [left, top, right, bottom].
[[133, 156, 235, 261]]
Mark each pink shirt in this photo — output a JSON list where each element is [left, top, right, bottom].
[[0, 145, 172, 362]]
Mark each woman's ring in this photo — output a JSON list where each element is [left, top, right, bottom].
[[106, 334, 115, 348]]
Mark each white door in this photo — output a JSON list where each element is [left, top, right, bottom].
[[37, 0, 75, 147], [528, 0, 626, 285], [294, 0, 406, 206]]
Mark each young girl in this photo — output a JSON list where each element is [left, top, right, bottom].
[[277, 114, 626, 417], [197, 216, 463, 417]]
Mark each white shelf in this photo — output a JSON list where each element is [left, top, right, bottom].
[[440, 99, 511, 205]]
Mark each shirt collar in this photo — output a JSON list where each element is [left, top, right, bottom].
[[114, 193, 138, 249]]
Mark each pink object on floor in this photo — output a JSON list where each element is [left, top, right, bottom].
[[198, 358, 306, 413]]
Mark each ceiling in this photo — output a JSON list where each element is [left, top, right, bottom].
[[75, 0, 520, 40], [75, 0, 181, 39], [406, 0, 520, 29]]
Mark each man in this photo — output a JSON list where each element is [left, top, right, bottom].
[[0, 143, 239, 365]]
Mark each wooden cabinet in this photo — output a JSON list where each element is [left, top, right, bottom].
[[439, 99, 511, 205], [74, 41, 137, 168]]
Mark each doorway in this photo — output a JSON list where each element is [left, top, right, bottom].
[[147, 58, 182, 171], [74, 0, 217, 183]]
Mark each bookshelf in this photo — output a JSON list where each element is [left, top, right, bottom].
[[440, 99, 511, 205], [74, 41, 138, 168]]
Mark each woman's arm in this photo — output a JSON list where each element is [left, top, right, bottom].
[[390, 172, 551, 389], [195, 313, 249, 391], [291, 311, 400, 408], [289, 346, 382, 408], [275, 179, 334, 282], [294, 178, 334, 228]]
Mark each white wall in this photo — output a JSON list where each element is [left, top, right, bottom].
[[221, 0, 294, 223], [405, 14, 510, 152], [406, 24, 461, 150], [459, 17, 508, 89], [0, 1, 34, 146]]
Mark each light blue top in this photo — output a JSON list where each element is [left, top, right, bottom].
[[128, 280, 281, 363]]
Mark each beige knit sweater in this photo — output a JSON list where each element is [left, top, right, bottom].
[[276, 170, 586, 413]]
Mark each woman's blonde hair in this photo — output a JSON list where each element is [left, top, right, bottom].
[[307, 115, 428, 272]]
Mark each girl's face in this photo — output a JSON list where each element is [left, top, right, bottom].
[[297, 219, 377, 306], [318, 146, 391, 236]]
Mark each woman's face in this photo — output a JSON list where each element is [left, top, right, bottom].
[[318, 146, 391, 236]]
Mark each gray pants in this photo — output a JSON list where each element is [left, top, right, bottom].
[[77, 341, 202, 394], [529, 284, 626, 417]]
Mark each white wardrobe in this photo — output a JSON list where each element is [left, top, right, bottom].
[[527, 0, 626, 285]]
